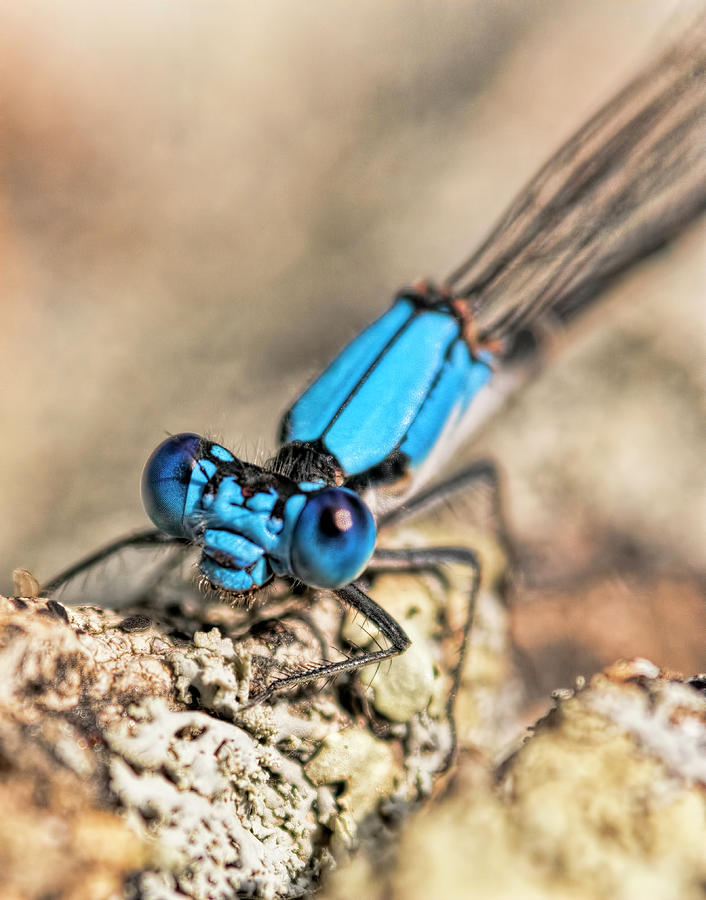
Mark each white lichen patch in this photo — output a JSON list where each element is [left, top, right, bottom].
[[0, 508, 515, 900], [305, 728, 401, 850], [321, 661, 706, 900], [168, 627, 251, 716], [107, 697, 318, 900], [345, 572, 439, 723], [586, 663, 706, 783]]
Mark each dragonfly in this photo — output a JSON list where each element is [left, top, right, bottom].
[[39, 20, 706, 707]]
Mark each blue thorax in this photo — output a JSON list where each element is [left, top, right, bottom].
[[142, 293, 495, 595], [279, 295, 492, 486]]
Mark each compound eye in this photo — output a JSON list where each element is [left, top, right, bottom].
[[141, 433, 204, 536], [290, 487, 376, 589]]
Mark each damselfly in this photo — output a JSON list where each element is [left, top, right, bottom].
[[38, 19, 706, 707]]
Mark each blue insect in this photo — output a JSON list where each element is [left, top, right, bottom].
[[41, 28, 705, 706], [47, 284, 498, 705], [143, 291, 492, 596]]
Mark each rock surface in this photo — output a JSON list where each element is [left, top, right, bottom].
[[322, 659, 706, 900], [0, 506, 499, 900], [2, 515, 703, 900]]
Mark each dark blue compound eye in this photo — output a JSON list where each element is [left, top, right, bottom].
[[141, 433, 204, 537], [290, 487, 376, 589]]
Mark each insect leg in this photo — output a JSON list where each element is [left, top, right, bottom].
[[379, 459, 514, 565], [242, 581, 410, 707], [369, 545, 481, 769]]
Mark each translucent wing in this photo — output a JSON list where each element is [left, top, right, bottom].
[[38, 531, 197, 610], [446, 18, 706, 347]]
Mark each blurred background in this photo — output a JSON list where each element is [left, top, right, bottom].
[[1, 1, 704, 703]]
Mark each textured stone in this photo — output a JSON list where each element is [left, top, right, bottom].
[[322, 661, 706, 900]]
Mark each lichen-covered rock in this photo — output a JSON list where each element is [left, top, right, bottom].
[[321, 659, 706, 900], [305, 726, 402, 853], [107, 698, 318, 899], [0, 596, 148, 899], [0, 511, 508, 900], [5, 520, 701, 900]]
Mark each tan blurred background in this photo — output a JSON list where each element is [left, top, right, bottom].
[[1, 1, 704, 699]]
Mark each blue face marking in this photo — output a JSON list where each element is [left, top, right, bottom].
[[214, 477, 244, 507], [203, 480, 284, 549], [297, 480, 326, 492], [202, 528, 265, 569], [191, 481, 375, 594], [244, 489, 277, 513], [192, 477, 290, 592], [210, 443, 235, 462], [185, 457, 217, 517], [199, 559, 258, 593]]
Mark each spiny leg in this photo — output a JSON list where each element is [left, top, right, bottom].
[[241, 581, 410, 708], [379, 459, 515, 571], [369, 545, 481, 770]]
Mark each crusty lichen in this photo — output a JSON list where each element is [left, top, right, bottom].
[[305, 726, 401, 853], [4, 514, 704, 900], [17, 507, 703, 900], [168, 627, 251, 715], [107, 698, 317, 899], [0, 514, 508, 899], [0, 596, 148, 899], [321, 659, 706, 900]]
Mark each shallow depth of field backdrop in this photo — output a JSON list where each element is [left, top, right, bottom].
[[1, 1, 704, 707]]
